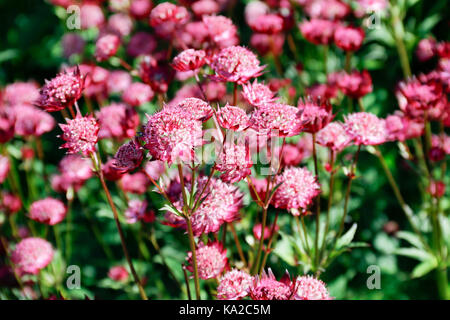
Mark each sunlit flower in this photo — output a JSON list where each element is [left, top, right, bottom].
[[172, 49, 207, 72], [169, 97, 213, 122], [250, 103, 304, 137], [217, 269, 253, 300], [297, 98, 333, 133], [108, 266, 129, 282], [344, 112, 387, 145], [216, 141, 253, 183], [149, 2, 189, 27], [316, 121, 351, 152], [216, 104, 249, 131], [295, 275, 332, 300], [59, 113, 99, 155], [242, 80, 277, 107], [186, 241, 228, 280], [249, 269, 296, 300]]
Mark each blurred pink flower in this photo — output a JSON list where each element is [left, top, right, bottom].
[[11, 238, 54, 275], [186, 241, 228, 280], [121, 172, 150, 194], [29, 198, 67, 225], [130, 0, 153, 20], [334, 25, 365, 51], [172, 49, 207, 72], [125, 199, 155, 223], [108, 266, 129, 282], [13, 104, 55, 137], [0, 155, 10, 184], [126, 32, 157, 57], [107, 70, 132, 94], [122, 82, 154, 106], [416, 38, 436, 62], [192, 0, 220, 17], [3, 82, 39, 106], [0, 192, 22, 215], [297, 98, 333, 133], [107, 13, 134, 37], [344, 112, 387, 146], [299, 19, 335, 45], [316, 121, 351, 152], [96, 103, 139, 140], [203, 15, 239, 48], [336, 70, 373, 99], [80, 3, 105, 29], [249, 14, 283, 34], [95, 34, 121, 61]]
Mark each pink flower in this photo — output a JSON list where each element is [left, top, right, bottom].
[[107, 13, 134, 37], [126, 32, 157, 57], [149, 2, 189, 27], [95, 34, 121, 62], [12, 105, 55, 137], [0, 107, 15, 143], [249, 14, 284, 34], [172, 49, 207, 72], [186, 241, 228, 280], [59, 154, 93, 184], [122, 82, 154, 106], [124, 199, 155, 223], [295, 275, 332, 300], [216, 104, 249, 131], [108, 266, 129, 282], [203, 15, 239, 48], [385, 113, 424, 141], [217, 269, 253, 300], [192, 0, 220, 17], [272, 167, 320, 214], [427, 181, 446, 198], [299, 19, 335, 45], [334, 25, 365, 51], [121, 172, 149, 194], [59, 113, 99, 155], [168, 97, 213, 122], [216, 142, 253, 183], [244, 1, 269, 27], [96, 103, 139, 140], [242, 80, 277, 107], [3, 82, 39, 106], [0, 155, 10, 184], [398, 76, 446, 113], [302, 0, 350, 20], [336, 70, 373, 99], [211, 46, 265, 84], [102, 159, 126, 182], [80, 3, 105, 29], [316, 121, 351, 151], [11, 238, 54, 275], [253, 223, 279, 240], [29, 198, 67, 225], [138, 56, 175, 93], [416, 38, 436, 62], [248, 177, 268, 203], [344, 112, 387, 145], [306, 83, 338, 100], [0, 192, 22, 215], [144, 160, 166, 181], [107, 70, 132, 95], [297, 98, 333, 133], [250, 33, 285, 57], [354, 0, 388, 17], [113, 140, 143, 172], [130, 0, 153, 20], [37, 67, 85, 112], [249, 269, 296, 300], [277, 143, 306, 167], [432, 134, 450, 155], [143, 109, 203, 164], [249, 103, 304, 137]]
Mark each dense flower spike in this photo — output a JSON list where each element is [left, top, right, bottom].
[[143, 109, 203, 164], [316, 122, 352, 151], [216, 104, 249, 131], [29, 198, 67, 225], [216, 142, 253, 183], [344, 112, 387, 146], [171, 49, 207, 72], [186, 241, 228, 280], [241, 80, 277, 107], [249, 269, 296, 300], [59, 113, 99, 155], [217, 269, 253, 300], [211, 46, 265, 84], [36, 67, 85, 112], [250, 103, 304, 137], [272, 167, 321, 215], [11, 238, 54, 274], [295, 275, 332, 300]]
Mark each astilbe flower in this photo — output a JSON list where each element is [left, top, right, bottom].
[[95, 34, 121, 61], [108, 266, 129, 282], [297, 98, 333, 133], [216, 142, 253, 183], [295, 275, 332, 300], [248, 14, 284, 34], [37, 67, 85, 112], [250, 103, 304, 137], [334, 25, 365, 51], [113, 140, 143, 172], [171, 49, 207, 72], [216, 104, 249, 131], [0, 192, 22, 215], [336, 70, 373, 99], [169, 97, 213, 122], [59, 113, 99, 155], [217, 269, 253, 300], [249, 269, 296, 300], [0, 155, 10, 184], [272, 167, 320, 215], [120, 172, 150, 194], [416, 38, 436, 62], [316, 121, 352, 152], [143, 109, 203, 164], [344, 112, 387, 146], [3, 81, 40, 106], [211, 46, 265, 84], [385, 113, 424, 141], [299, 19, 335, 45], [149, 2, 189, 27], [0, 107, 15, 143], [106, 70, 132, 94], [241, 80, 277, 107], [12, 105, 55, 137], [29, 198, 67, 226], [186, 241, 228, 280], [203, 15, 239, 48], [11, 238, 54, 275], [122, 82, 154, 107], [124, 199, 155, 224], [96, 103, 139, 140]]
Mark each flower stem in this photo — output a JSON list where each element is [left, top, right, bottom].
[[229, 222, 247, 267], [259, 211, 279, 274], [186, 217, 201, 300], [312, 133, 321, 271], [319, 150, 335, 261]]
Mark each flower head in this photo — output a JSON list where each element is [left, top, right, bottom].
[[216, 141, 253, 183], [169, 97, 213, 122], [3, 81, 40, 106], [95, 34, 120, 61], [216, 104, 249, 131], [120, 172, 149, 194], [297, 98, 333, 133], [0, 155, 10, 184], [336, 70, 373, 99], [96, 103, 139, 140], [416, 38, 436, 62], [0, 192, 22, 215], [250, 103, 304, 137], [0, 107, 15, 143], [217, 269, 253, 300], [122, 82, 154, 107], [334, 25, 365, 51], [211, 46, 265, 84], [242, 80, 277, 107], [37, 67, 85, 112], [29, 198, 67, 225], [316, 121, 352, 152], [11, 238, 54, 275], [172, 49, 207, 72], [59, 113, 99, 155], [124, 199, 155, 224], [398, 76, 446, 113], [249, 14, 283, 35], [385, 113, 424, 141], [12, 105, 55, 137], [113, 140, 143, 172], [108, 266, 129, 282], [249, 269, 296, 300], [149, 2, 189, 27], [344, 112, 387, 146], [59, 154, 93, 184], [299, 19, 335, 45], [186, 241, 228, 280], [203, 15, 239, 48], [295, 275, 332, 300]]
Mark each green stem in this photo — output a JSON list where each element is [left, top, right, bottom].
[[320, 150, 335, 261], [312, 133, 321, 271], [186, 218, 201, 300]]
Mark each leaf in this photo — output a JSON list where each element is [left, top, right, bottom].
[[417, 14, 441, 34], [336, 223, 357, 249], [394, 248, 433, 262], [396, 231, 424, 249], [411, 258, 438, 278], [273, 234, 296, 266]]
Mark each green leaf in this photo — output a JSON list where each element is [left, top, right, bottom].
[[394, 248, 433, 261], [396, 231, 424, 249], [417, 14, 441, 34], [411, 258, 438, 278], [336, 223, 357, 249]]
